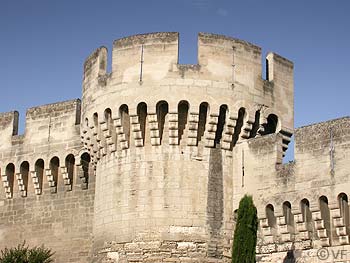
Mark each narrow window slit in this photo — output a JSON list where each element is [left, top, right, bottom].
[[231, 108, 245, 149], [137, 102, 148, 145], [20, 161, 29, 195], [197, 102, 208, 145], [156, 101, 168, 143], [214, 105, 227, 147], [119, 105, 130, 144], [178, 101, 189, 144]]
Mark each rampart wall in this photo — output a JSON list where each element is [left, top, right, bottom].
[[0, 32, 346, 263], [240, 117, 350, 262], [0, 99, 95, 262]]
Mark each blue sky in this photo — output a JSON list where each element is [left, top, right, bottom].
[[1, 0, 349, 161]]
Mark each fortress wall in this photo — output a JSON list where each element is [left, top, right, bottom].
[[293, 117, 350, 206], [0, 99, 81, 151], [231, 134, 284, 214], [244, 118, 350, 260], [0, 99, 95, 262], [0, 32, 300, 262], [25, 99, 81, 144], [0, 185, 95, 263], [2, 31, 349, 263], [234, 117, 350, 218], [0, 99, 81, 166]]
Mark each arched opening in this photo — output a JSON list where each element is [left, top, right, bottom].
[[283, 201, 294, 226], [197, 102, 208, 145], [35, 159, 44, 193], [5, 163, 15, 197], [214, 104, 228, 146], [266, 204, 276, 228], [319, 196, 331, 239], [249, 110, 260, 138], [20, 161, 29, 194], [93, 113, 98, 128], [65, 154, 75, 186], [264, 114, 278, 134], [104, 108, 112, 129], [300, 198, 312, 223], [103, 108, 113, 150], [119, 104, 130, 143], [301, 198, 313, 234], [338, 193, 349, 230], [231, 108, 246, 149], [92, 113, 99, 148], [49, 157, 60, 188], [178, 101, 189, 144], [137, 102, 147, 144], [84, 117, 89, 128], [81, 152, 91, 187], [156, 101, 168, 143]]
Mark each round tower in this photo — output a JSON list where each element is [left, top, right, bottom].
[[81, 32, 294, 262]]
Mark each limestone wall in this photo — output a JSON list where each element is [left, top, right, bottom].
[[0, 99, 95, 262], [241, 117, 350, 262], [0, 32, 313, 263], [81, 32, 294, 262]]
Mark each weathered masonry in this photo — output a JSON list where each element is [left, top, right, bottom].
[[0, 32, 348, 263]]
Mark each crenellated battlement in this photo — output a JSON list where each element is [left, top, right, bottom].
[[0, 33, 295, 263], [81, 33, 294, 164], [0, 99, 86, 201], [113, 31, 178, 48], [83, 32, 293, 87], [9, 32, 348, 263], [0, 99, 81, 149]]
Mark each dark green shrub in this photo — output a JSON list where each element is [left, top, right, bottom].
[[0, 242, 53, 263], [232, 195, 258, 263]]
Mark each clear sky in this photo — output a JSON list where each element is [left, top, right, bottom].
[[1, 0, 349, 161]]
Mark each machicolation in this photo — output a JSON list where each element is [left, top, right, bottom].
[[0, 32, 349, 263]]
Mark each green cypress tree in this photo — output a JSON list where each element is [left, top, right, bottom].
[[232, 195, 258, 263]]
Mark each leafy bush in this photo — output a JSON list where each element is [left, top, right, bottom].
[[232, 195, 258, 263], [0, 242, 53, 263]]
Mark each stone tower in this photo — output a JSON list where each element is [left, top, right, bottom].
[[3, 32, 350, 263], [81, 32, 293, 262]]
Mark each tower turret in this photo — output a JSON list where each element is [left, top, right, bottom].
[[81, 32, 294, 262]]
